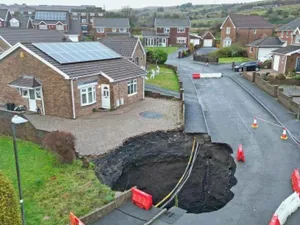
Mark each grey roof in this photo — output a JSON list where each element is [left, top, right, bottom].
[[142, 30, 169, 37], [33, 5, 86, 12], [69, 19, 81, 34], [106, 32, 130, 37], [277, 17, 300, 31], [99, 36, 139, 58], [9, 75, 41, 88], [155, 18, 190, 27], [93, 18, 130, 28], [0, 28, 70, 45], [33, 11, 70, 26], [72, 6, 105, 13], [9, 15, 31, 28], [272, 45, 300, 55], [247, 36, 284, 47], [0, 9, 8, 21], [22, 43, 146, 81], [229, 14, 274, 29]]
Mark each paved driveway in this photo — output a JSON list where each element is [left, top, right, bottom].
[[196, 47, 217, 55], [26, 98, 181, 155]]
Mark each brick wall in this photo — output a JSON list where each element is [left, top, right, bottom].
[[93, 28, 129, 39], [132, 41, 146, 68], [0, 48, 73, 118], [220, 18, 236, 47], [275, 31, 293, 45], [169, 27, 189, 46], [236, 28, 273, 45], [254, 74, 279, 97], [247, 46, 259, 59], [0, 39, 10, 52], [286, 53, 300, 73]]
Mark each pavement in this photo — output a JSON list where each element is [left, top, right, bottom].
[[145, 84, 180, 99]]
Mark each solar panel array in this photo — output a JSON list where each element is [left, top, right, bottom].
[[32, 42, 121, 64], [34, 11, 67, 21]]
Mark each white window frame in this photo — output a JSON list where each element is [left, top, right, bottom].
[[112, 28, 117, 32], [35, 88, 41, 100], [164, 27, 170, 33], [81, 13, 86, 16], [249, 47, 253, 53], [128, 79, 137, 96], [96, 27, 104, 33], [72, 12, 78, 16], [81, 18, 87, 23], [90, 13, 95, 16], [295, 35, 300, 44], [39, 24, 47, 30], [226, 27, 231, 34], [80, 86, 96, 106], [98, 13, 103, 16], [56, 24, 64, 31], [286, 31, 289, 37], [10, 20, 19, 27], [177, 27, 185, 33], [281, 31, 284, 38], [253, 29, 257, 34], [176, 37, 187, 44], [119, 27, 126, 33], [21, 88, 29, 98]]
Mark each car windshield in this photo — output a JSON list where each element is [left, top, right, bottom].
[[240, 63, 246, 66]]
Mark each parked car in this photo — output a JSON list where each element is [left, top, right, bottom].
[[234, 61, 260, 72]]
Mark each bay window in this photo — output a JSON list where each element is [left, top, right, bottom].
[[128, 79, 137, 95]]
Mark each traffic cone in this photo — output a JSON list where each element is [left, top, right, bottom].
[[252, 118, 258, 128], [281, 128, 288, 140], [236, 144, 245, 162]]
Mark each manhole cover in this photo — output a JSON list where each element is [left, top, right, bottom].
[[139, 111, 163, 119]]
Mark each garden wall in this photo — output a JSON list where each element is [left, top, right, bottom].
[[278, 90, 300, 115], [0, 109, 48, 144], [242, 72, 255, 82], [268, 78, 300, 86], [193, 55, 219, 64], [254, 75, 279, 97]]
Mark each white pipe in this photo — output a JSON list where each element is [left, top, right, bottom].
[[143, 77, 145, 99], [40, 87, 45, 115], [71, 79, 76, 119]]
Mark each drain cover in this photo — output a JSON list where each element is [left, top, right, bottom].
[[139, 111, 163, 119]]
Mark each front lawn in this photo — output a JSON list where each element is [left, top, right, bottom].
[[146, 64, 179, 92], [219, 57, 253, 64], [0, 136, 114, 225], [146, 47, 178, 55]]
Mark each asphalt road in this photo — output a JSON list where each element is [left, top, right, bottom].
[[196, 47, 217, 55], [166, 52, 300, 225]]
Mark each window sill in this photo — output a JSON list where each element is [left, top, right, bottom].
[[81, 102, 96, 107], [128, 93, 137, 97]]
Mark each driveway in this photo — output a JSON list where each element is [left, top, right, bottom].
[[196, 47, 217, 55], [26, 98, 181, 155]]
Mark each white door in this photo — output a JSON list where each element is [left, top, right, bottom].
[[203, 39, 213, 47], [101, 84, 110, 109], [161, 38, 166, 47], [258, 48, 278, 59], [28, 89, 37, 111], [273, 55, 280, 71]]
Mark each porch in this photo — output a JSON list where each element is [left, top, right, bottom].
[[142, 30, 169, 47]]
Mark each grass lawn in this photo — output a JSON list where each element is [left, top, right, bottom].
[[219, 57, 253, 64], [0, 136, 114, 225], [146, 64, 179, 92], [146, 47, 178, 55]]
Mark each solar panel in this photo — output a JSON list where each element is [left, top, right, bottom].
[[34, 11, 67, 21], [32, 42, 121, 64]]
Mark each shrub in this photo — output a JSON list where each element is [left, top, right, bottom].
[[147, 49, 168, 64], [295, 75, 300, 80], [43, 131, 76, 163], [263, 60, 272, 69], [209, 45, 247, 58], [275, 73, 286, 80], [0, 172, 21, 225]]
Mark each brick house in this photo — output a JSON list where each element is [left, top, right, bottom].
[[32, 11, 70, 32], [272, 45, 300, 74], [246, 36, 285, 60], [275, 17, 300, 45], [220, 14, 274, 47], [200, 31, 216, 47], [0, 28, 70, 54], [142, 18, 190, 47], [0, 9, 11, 28], [0, 42, 147, 119], [91, 18, 130, 39], [99, 36, 146, 69]]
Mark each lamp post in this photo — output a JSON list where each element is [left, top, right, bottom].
[[11, 115, 28, 225]]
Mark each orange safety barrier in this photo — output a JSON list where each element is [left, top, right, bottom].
[[268, 214, 281, 225], [131, 187, 153, 210], [70, 212, 85, 225], [292, 169, 300, 194], [192, 73, 200, 79]]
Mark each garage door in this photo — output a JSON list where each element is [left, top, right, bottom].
[[273, 55, 280, 71], [258, 48, 278, 59], [203, 39, 213, 47]]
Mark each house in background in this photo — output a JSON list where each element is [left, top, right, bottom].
[[99, 36, 146, 69], [0, 42, 147, 118], [0, 28, 70, 54], [142, 18, 190, 47], [189, 33, 202, 46], [272, 45, 300, 74], [32, 11, 70, 32], [8, 14, 33, 28], [275, 17, 300, 45], [200, 31, 216, 47], [220, 14, 274, 47], [67, 19, 81, 42], [91, 18, 130, 39], [246, 36, 285, 60], [0, 9, 10, 28]]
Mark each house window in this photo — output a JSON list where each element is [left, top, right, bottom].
[[281, 31, 284, 38], [39, 24, 47, 30], [164, 27, 170, 33], [98, 13, 103, 16], [177, 37, 187, 44], [177, 27, 185, 33], [128, 79, 137, 95], [295, 35, 300, 43], [72, 12, 78, 16], [286, 31, 289, 37], [80, 86, 96, 106], [112, 28, 117, 32], [10, 20, 19, 27], [72, 17, 78, 20], [28, 12, 32, 15], [81, 18, 87, 23], [35, 88, 41, 100], [119, 27, 126, 33], [249, 47, 253, 53], [253, 29, 257, 34], [282, 56, 285, 64], [56, 25, 64, 31], [90, 13, 95, 16], [81, 13, 86, 16], [21, 89, 28, 98], [96, 28, 104, 33], [226, 27, 231, 34]]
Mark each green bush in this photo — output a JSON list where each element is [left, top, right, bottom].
[[209, 45, 247, 58], [275, 73, 286, 80], [147, 49, 168, 64], [0, 172, 21, 225], [263, 60, 272, 69], [294, 75, 300, 80]]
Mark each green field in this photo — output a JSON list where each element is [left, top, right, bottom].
[[146, 64, 179, 91], [146, 47, 178, 55], [0, 136, 114, 225], [219, 57, 253, 64]]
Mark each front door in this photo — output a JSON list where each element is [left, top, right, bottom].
[[28, 89, 37, 111], [101, 84, 110, 109], [296, 58, 300, 72], [161, 38, 166, 47]]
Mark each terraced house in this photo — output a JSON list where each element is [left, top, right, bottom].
[[32, 11, 70, 32], [91, 18, 130, 39], [142, 18, 190, 47], [275, 17, 300, 46], [0, 42, 146, 118]]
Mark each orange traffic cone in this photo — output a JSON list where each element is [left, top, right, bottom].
[[252, 118, 258, 128], [281, 128, 288, 140], [236, 144, 245, 162]]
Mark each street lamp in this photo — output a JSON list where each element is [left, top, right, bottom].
[[11, 115, 28, 225]]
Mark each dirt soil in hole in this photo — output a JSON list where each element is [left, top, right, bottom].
[[93, 129, 237, 213]]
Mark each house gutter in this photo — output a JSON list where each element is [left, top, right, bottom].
[[71, 78, 76, 119]]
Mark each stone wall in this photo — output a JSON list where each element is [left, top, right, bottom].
[[254, 74, 279, 97], [278, 90, 300, 115], [242, 72, 255, 82], [269, 78, 300, 86]]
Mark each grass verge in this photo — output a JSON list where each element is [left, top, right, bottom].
[[146, 47, 178, 55], [0, 136, 114, 225], [219, 57, 253, 64]]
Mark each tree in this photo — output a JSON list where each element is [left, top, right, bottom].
[[152, 49, 168, 64], [0, 172, 21, 225]]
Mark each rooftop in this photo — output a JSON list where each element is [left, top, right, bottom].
[[272, 45, 300, 55], [93, 18, 130, 28], [277, 17, 300, 31], [247, 36, 285, 47], [155, 18, 190, 27], [228, 14, 274, 29]]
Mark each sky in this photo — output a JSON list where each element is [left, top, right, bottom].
[[3, 0, 262, 10]]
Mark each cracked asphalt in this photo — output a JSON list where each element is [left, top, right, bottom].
[[166, 52, 300, 225]]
